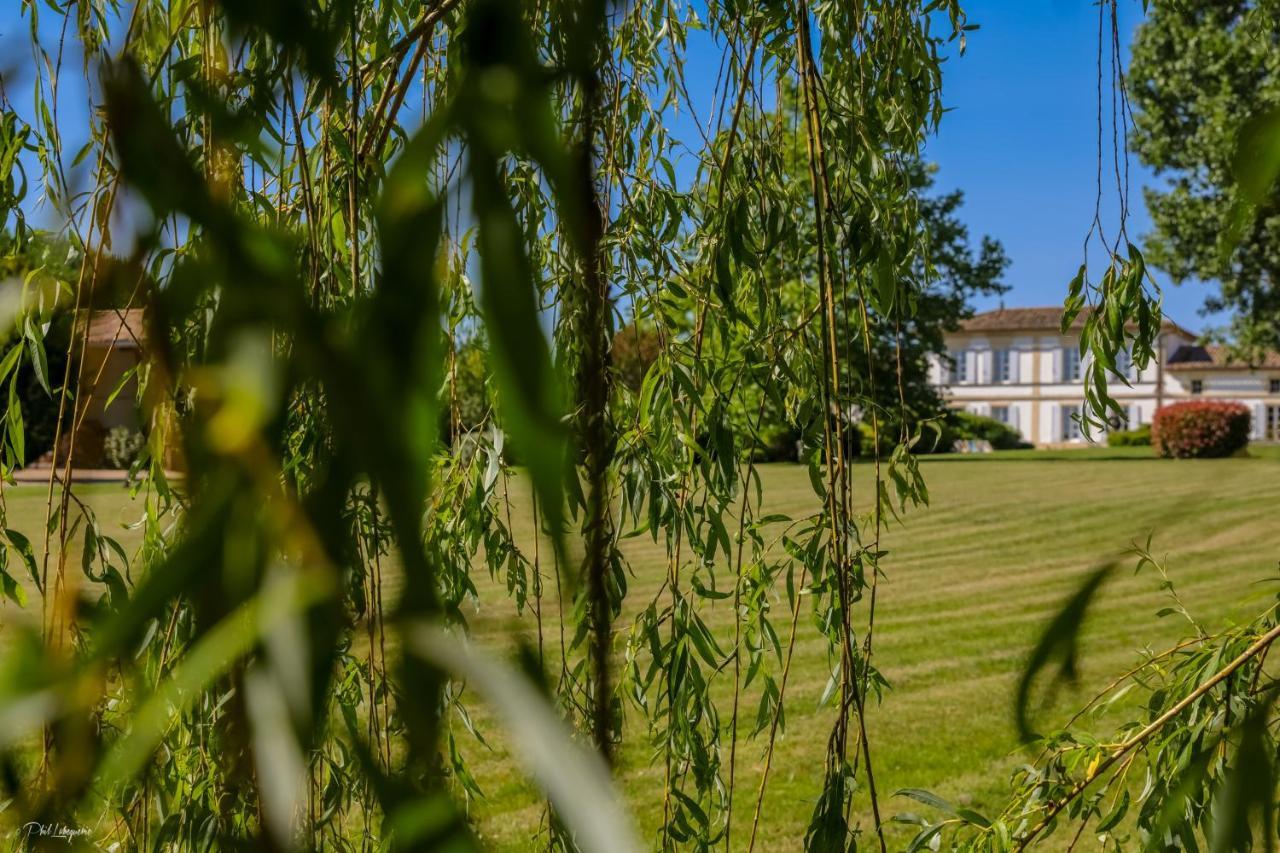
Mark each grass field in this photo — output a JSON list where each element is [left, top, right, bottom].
[[3, 449, 1278, 849], [458, 450, 1280, 850]]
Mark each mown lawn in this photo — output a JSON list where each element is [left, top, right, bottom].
[[459, 450, 1280, 850], [2, 451, 1277, 850], [0, 482, 155, 635]]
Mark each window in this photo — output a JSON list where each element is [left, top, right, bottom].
[[1191, 379, 1203, 395], [1269, 406, 1280, 441], [1062, 347, 1082, 382], [950, 350, 968, 384], [1116, 348, 1137, 381], [1061, 405, 1082, 441], [991, 405, 1010, 424], [993, 349, 1013, 383], [1270, 378, 1280, 394]]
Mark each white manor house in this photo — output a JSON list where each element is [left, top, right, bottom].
[[927, 306, 1280, 447]]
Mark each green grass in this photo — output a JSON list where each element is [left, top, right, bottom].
[[937, 443, 1280, 461], [5, 455, 1278, 850], [459, 452, 1280, 850], [0, 482, 151, 634]]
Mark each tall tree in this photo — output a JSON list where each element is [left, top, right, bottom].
[[709, 153, 1008, 458], [1129, 0, 1280, 353]]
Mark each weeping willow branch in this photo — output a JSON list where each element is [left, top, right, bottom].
[[1014, 620, 1280, 851]]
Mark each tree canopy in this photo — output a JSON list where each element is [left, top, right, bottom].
[[1130, 0, 1280, 353]]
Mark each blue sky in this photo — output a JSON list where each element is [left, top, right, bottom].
[[923, 0, 1225, 332], [0, 1, 1228, 334]]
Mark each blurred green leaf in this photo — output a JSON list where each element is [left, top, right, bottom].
[[408, 624, 640, 853], [94, 570, 334, 795], [1233, 108, 1280, 205], [1211, 697, 1276, 853]]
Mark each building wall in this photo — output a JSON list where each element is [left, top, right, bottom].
[[1171, 373, 1280, 442], [81, 345, 143, 432], [928, 329, 1280, 446]]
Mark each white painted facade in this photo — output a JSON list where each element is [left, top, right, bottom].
[[927, 308, 1280, 447]]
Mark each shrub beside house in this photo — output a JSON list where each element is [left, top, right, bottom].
[[1152, 401, 1252, 458]]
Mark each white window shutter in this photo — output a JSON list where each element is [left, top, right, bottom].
[[1256, 404, 1266, 439], [1009, 350, 1021, 384], [1011, 405, 1021, 433], [1052, 347, 1062, 383], [966, 351, 977, 384]]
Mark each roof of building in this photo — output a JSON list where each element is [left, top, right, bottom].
[[957, 306, 1195, 338], [1166, 344, 1280, 372], [79, 309, 146, 349]]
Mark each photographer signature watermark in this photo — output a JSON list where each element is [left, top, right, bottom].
[[19, 821, 93, 844]]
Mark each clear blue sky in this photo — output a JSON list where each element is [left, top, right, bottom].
[[0, 1, 1228, 334], [924, 0, 1225, 333]]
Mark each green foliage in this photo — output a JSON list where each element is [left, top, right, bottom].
[[1129, 0, 1280, 354], [1106, 423, 1152, 447], [753, 422, 802, 462], [447, 336, 492, 437], [706, 146, 1009, 452], [1153, 401, 1253, 458], [611, 322, 661, 394], [103, 426, 146, 469], [0, 231, 79, 465], [926, 410, 1030, 453]]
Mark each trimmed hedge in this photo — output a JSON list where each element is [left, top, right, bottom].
[[1152, 401, 1251, 458], [1107, 424, 1151, 447], [915, 410, 1031, 453]]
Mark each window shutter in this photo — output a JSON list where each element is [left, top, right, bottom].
[[965, 351, 977, 384], [1009, 349, 1021, 384], [1010, 405, 1021, 433], [1256, 404, 1266, 439], [1052, 347, 1062, 383]]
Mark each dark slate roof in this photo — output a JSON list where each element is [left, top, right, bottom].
[[1166, 344, 1280, 372]]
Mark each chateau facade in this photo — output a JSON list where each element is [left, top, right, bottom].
[[927, 307, 1280, 447]]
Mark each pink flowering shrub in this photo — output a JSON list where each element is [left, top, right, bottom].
[[1152, 401, 1251, 458]]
